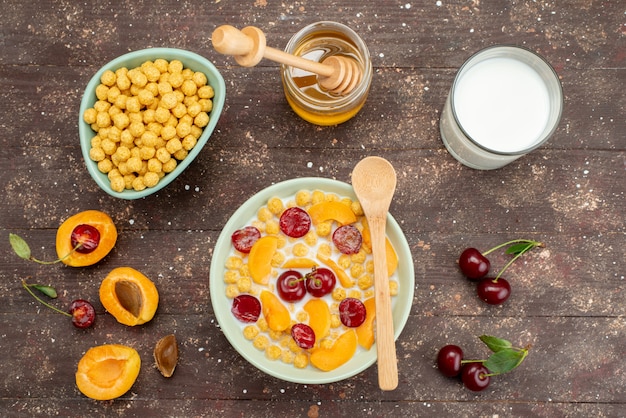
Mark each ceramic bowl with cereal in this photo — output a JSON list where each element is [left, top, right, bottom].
[[79, 48, 225, 199], [209, 177, 415, 384]]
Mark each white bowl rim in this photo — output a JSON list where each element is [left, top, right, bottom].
[[209, 177, 415, 384]]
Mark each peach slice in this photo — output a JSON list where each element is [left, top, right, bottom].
[[356, 297, 376, 350], [99, 267, 159, 326], [248, 236, 278, 285], [316, 252, 354, 287], [361, 221, 398, 277], [308, 201, 357, 226], [75, 344, 141, 400], [282, 257, 318, 269], [303, 299, 331, 341], [56, 210, 117, 267], [310, 329, 357, 371], [260, 290, 290, 331]]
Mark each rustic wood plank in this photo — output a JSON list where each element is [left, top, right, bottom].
[[0, 0, 624, 416]]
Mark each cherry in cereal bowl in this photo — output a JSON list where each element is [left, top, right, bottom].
[[79, 48, 225, 199], [209, 177, 415, 384]]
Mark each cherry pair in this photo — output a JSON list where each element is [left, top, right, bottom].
[[458, 239, 544, 305]]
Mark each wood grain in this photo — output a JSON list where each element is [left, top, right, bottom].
[[0, 0, 624, 416]]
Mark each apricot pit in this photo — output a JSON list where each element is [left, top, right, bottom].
[[100, 267, 159, 326], [154, 334, 179, 378]]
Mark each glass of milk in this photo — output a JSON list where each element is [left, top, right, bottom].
[[440, 45, 563, 170]]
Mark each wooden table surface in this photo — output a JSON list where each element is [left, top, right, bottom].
[[1, 1, 624, 417]]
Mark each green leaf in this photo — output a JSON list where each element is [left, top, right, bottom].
[[9, 233, 31, 260], [480, 335, 512, 352], [505, 242, 534, 255], [484, 348, 526, 374], [30, 284, 58, 298]]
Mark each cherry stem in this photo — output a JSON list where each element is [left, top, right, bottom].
[[482, 239, 544, 282], [288, 277, 306, 287], [31, 244, 82, 265], [21, 280, 71, 317], [482, 239, 542, 256], [303, 267, 322, 287]]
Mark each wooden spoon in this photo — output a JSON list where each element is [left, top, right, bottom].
[[211, 25, 362, 95], [351, 156, 398, 391]]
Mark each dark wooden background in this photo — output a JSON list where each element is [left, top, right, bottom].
[[1, 1, 624, 417]]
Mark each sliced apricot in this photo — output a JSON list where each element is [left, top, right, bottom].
[[385, 239, 398, 276], [282, 257, 318, 269], [310, 329, 357, 371], [260, 290, 290, 331], [356, 297, 376, 350], [316, 252, 354, 287], [248, 236, 278, 285], [75, 344, 141, 400], [361, 221, 398, 277], [56, 210, 117, 267], [99, 267, 159, 326], [303, 299, 331, 341], [308, 201, 357, 226]]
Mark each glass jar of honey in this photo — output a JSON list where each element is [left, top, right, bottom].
[[281, 21, 373, 126]]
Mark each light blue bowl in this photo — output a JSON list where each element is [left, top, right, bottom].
[[79, 48, 226, 199], [209, 178, 415, 384]]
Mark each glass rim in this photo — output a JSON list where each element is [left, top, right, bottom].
[[281, 21, 373, 110], [450, 44, 564, 156]]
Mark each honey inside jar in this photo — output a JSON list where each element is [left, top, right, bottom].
[[281, 22, 373, 126]]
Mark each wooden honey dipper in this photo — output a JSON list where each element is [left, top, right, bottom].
[[212, 25, 363, 95]]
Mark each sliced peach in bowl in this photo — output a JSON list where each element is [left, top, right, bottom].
[[303, 299, 331, 342], [310, 329, 357, 372], [249, 236, 278, 285], [260, 290, 290, 332], [308, 201, 357, 226], [356, 297, 376, 350]]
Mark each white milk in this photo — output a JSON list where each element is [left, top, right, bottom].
[[453, 57, 551, 153]]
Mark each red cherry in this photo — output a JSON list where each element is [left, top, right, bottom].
[[477, 278, 511, 305], [338, 298, 366, 327], [231, 294, 261, 323], [459, 248, 490, 280], [437, 344, 464, 377], [332, 225, 362, 254], [461, 362, 491, 391], [69, 299, 96, 329], [277, 270, 306, 302], [305, 267, 336, 297], [70, 224, 100, 254], [279, 207, 311, 238], [291, 323, 316, 349], [231, 226, 261, 253]]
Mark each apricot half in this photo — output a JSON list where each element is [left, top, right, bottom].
[[310, 329, 357, 371], [56, 210, 117, 267], [100, 267, 159, 326], [75, 344, 141, 400]]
